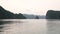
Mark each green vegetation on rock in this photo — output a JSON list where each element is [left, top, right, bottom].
[[0, 6, 26, 19], [46, 10, 60, 19]]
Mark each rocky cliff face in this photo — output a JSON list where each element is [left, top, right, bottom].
[[46, 10, 60, 19]]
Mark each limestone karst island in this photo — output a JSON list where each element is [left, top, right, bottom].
[[46, 10, 60, 19], [0, 6, 60, 19], [0, 6, 26, 19]]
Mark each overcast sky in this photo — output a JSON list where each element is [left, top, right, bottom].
[[0, 0, 60, 15]]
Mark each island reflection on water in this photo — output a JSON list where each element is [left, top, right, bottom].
[[0, 19, 60, 34]]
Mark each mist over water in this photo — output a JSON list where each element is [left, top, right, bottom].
[[0, 19, 60, 34]]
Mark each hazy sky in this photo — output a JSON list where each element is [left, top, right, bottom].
[[0, 0, 60, 15]]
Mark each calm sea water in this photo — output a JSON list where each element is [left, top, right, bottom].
[[0, 19, 60, 34]]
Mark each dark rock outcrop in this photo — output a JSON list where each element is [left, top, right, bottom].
[[0, 6, 26, 19], [35, 16, 39, 19], [0, 6, 15, 19], [15, 13, 26, 19], [46, 10, 60, 19]]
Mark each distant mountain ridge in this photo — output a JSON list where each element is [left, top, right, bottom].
[[0, 6, 46, 19], [23, 14, 46, 19]]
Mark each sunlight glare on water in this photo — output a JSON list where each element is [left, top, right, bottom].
[[0, 19, 47, 34], [0, 19, 60, 34]]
